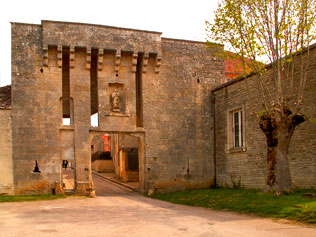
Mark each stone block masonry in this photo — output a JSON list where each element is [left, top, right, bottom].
[[4, 19, 316, 195], [0, 109, 13, 195], [143, 38, 224, 192], [9, 20, 225, 195], [213, 46, 316, 189]]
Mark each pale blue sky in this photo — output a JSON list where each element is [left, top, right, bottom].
[[0, 0, 219, 86]]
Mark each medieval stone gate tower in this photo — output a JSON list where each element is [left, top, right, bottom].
[[9, 20, 224, 195]]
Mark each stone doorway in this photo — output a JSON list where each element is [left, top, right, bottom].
[[62, 166, 75, 193], [89, 131, 145, 193], [60, 129, 75, 194]]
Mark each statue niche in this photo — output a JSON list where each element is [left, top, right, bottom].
[[109, 83, 125, 114]]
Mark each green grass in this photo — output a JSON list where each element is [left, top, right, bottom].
[[150, 188, 316, 225], [0, 194, 66, 203]]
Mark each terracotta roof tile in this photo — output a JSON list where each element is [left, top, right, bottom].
[[224, 51, 252, 79]]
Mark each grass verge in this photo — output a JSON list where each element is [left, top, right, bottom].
[[0, 194, 66, 203], [149, 188, 316, 225]]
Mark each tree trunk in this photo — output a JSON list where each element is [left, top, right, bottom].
[[259, 109, 305, 195], [268, 126, 292, 194]]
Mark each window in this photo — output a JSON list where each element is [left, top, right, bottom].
[[228, 108, 245, 151], [63, 118, 71, 126], [232, 110, 243, 148]]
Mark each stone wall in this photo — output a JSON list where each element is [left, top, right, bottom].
[[11, 23, 62, 194], [92, 160, 114, 173], [10, 20, 225, 194], [119, 134, 138, 149], [213, 47, 316, 189], [42, 20, 162, 55], [0, 109, 13, 195], [142, 38, 225, 192]]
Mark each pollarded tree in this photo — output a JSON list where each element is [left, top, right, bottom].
[[206, 0, 316, 195]]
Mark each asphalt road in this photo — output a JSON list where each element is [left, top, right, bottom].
[[0, 174, 315, 237]]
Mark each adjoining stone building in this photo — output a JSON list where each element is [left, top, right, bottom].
[[1, 20, 315, 195], [0, 85, 13, 195], [212, 46, 316, 189]]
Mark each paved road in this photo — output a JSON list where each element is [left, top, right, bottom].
[[0, 174, 315, 237]]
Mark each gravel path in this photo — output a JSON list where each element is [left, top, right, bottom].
[[0, 174, 315, 237]]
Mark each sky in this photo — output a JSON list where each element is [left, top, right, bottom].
[[0, 0, 220, 86]]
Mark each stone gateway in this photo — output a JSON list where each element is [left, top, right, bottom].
[[0, 20, 315, 195]]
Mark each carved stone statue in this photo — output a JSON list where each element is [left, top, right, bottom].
[[111, 89, 121, 112]]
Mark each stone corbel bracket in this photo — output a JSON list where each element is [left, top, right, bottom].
[[57, 45, 63, 68], [43, 45, 48, 67], [70, 46, 75, 69], [155, 55, 162, 74], [132, 52, 138, 73], [115, 50, 121, 74], [143, 53, 149, 73], [86, 48, 91, 70], [98, 49, 104, 71]]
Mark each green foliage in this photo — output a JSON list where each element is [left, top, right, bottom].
[[310, 118, 316, 124], [0, 194, 66, 202], [206, 0, 316, 69], [206, 0, 316, 107], [257, 110, 267, 118], [206, 1, 316, 109], [150, 188, 316, 224]]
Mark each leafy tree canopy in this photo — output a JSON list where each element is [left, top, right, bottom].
[[207, 0, 316, 110]]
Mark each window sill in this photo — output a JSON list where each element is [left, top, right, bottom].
[[105, 112, 129, 117], [227, 147, 247, 154], [59, 125, 74, 130]]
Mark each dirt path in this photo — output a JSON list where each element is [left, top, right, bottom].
[[0, 174, 315, 237]]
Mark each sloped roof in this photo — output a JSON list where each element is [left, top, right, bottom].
[[0, 85, 11, 109], [214, 43, 316, 92]]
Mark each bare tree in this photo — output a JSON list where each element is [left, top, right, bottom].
[[206, 0, 316, 195]]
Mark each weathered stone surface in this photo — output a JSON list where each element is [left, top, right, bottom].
[[42, 20, 162, 55], [92, 160, 114, 173], [0, 85, 13, 195], [142, 38, 224, 192], [0, 109, 13, 195], [11, 23, 61, 195], [8, 21, 224, 195]]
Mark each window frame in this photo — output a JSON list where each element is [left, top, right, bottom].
[[227, 107, 246, 152]]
